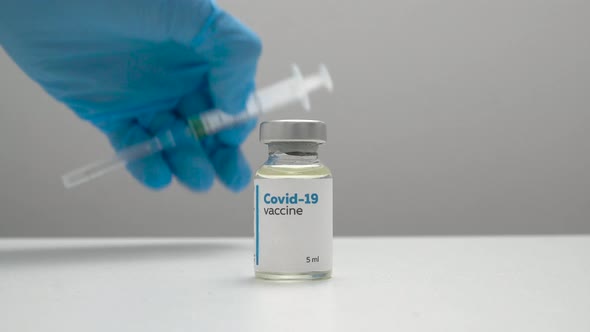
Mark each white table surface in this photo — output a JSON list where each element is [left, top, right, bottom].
[[1, 237, 589, 332]]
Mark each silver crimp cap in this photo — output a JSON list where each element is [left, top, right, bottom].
[[260, 120, 327, 144]]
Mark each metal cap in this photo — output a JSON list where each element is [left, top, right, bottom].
[[260, 120, 327, 144]]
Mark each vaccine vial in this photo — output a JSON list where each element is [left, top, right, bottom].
[[254, 120, 333, 280]]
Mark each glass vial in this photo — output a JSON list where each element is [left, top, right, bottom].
[[254, 120, 333, 280]]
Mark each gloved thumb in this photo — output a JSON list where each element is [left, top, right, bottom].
[[191, 9, 262, 114]]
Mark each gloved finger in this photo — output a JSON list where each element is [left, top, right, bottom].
[[133, 108, 216, 192], [165, 142, 216, 192], [204, 137, 252, 192], [135, 109, 194, 147], [136, 110, 178, 135], [97, 120, 173, 190], [175, 87, 214, 118]]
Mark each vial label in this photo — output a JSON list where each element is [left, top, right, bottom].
[[254, 179, 333, 273]]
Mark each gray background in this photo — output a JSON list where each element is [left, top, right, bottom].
[[1, 0, 589, 237]]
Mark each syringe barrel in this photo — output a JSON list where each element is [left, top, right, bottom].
[[62, 134, 174, 188], [116, 137, 163, 161], [247, 78, 302, 114], [190, 109, 252, 137], [188, 78, 301, 137]]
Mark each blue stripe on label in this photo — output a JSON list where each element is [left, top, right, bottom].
[[256, 184, 259, 265]]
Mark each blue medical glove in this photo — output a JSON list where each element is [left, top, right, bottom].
[[0, 0, 261, 192]]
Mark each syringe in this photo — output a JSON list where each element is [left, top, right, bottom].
[[62, 64, 333, 189]]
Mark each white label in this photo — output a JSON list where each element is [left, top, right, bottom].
[[254, 179, 333, 273]]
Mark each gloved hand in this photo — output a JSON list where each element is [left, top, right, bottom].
[[0, 0, 261, 192]]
